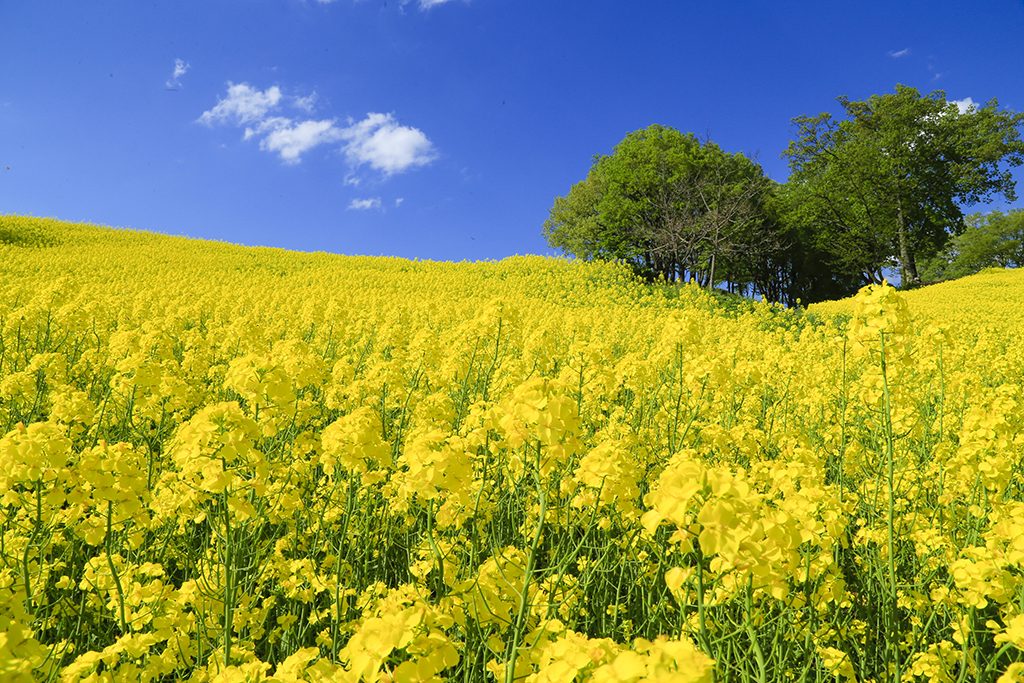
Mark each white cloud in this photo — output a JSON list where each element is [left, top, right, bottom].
[[888, 48, 910, 58], [348, 197, 382, 210], [243, 115, 291, 140], [199, 82, 436, 172], [166, 58, 191, 89], [395, 197, 405, 207], [172, 59, 189, 80], [318, 0, 459, 7], [317, 0, 462, 8], [952, 97, 978, 115], [260, 119, 345, 164], [341, 113, 436, 175], [199, 83, 283, 125], [293, 92, 318, 113]]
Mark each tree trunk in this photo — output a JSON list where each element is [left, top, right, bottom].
[[896, 200, 920, 286]]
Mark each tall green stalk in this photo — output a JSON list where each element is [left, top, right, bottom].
[[879, 331, 901, 680], [505, 442, 547, 683]]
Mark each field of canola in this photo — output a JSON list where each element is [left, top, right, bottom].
[[3, 216, 1024, 683]]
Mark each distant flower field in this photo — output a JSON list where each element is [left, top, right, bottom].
[[4, 216, 1024, 682]]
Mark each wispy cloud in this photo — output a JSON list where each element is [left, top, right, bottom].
[[166, 58, 191, 89], [951, 97, 978, 115], [348, 197, 382, 210], [199, 81, 437, 172], [199, 83, 282, 125], [316, 0, 463, 7], [293, 92, 318, 113], [888, 48, 911, 58], [260, 119, 345, 164]]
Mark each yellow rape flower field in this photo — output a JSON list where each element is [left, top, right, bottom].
[[4, 215, 1024, 683]]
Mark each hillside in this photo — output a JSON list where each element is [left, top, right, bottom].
[[0, 216, 763, 314], [3, 216, 1024, 681], [812, 267, 1024, 334]]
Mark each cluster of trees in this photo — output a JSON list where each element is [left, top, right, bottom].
[[920, 209, 1024, 281], [544, 85, 1024, 304]]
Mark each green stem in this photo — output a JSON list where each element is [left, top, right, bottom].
[[879, 332, 901, 679], [222, 492, 234, 667], [505, 443, 547, 683], [104, 501, 127, 632], [425, 501, 446, 594], [694, 546, 710, 654], [744, 580, 767, 683]]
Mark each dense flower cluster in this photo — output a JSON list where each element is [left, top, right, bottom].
[[3, 216, 1024, 681]]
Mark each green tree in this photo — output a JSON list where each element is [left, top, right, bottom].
[[544, 125, 776, 290], [921, 209, 1024, 280], [748, 185, 867, 304], [783, 85, 1024, 287]]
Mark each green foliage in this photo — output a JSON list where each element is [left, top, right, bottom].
[[783, 85, 1024, 286], [921, 209, 1024, 281], [543, 125, 777, 292], [544, 92, 1024, 306], [744, 187, 866, 305]]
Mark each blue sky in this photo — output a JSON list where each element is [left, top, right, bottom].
[[2, 1, 1023, 260]]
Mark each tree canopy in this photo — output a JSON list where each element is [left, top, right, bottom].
[[543, 125, 776, 290], [783, 85, 1024, 286], [921, 209, 1024, 281]]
